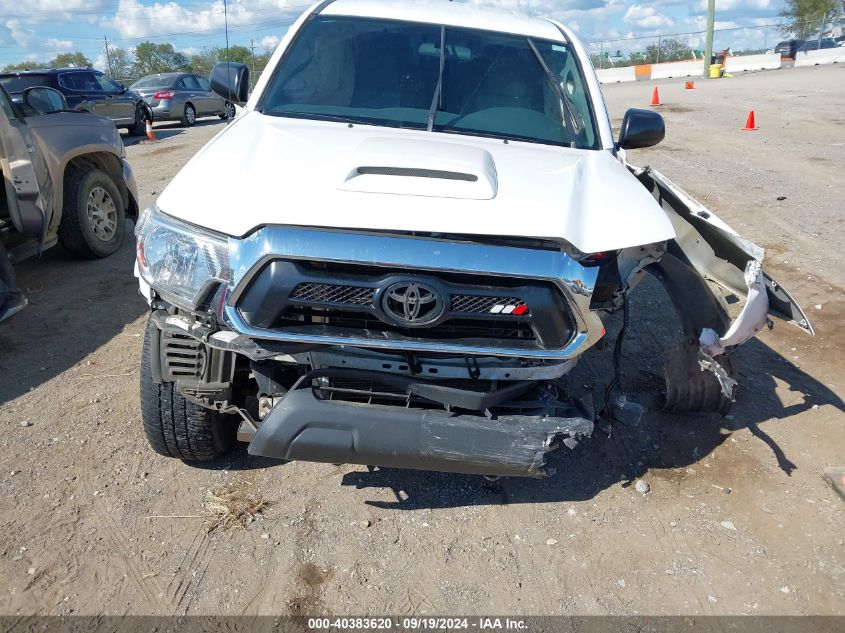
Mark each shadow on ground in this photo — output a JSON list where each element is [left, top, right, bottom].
[[337, 277, 843, 509], [0, 226, 144, 404], [122, 118, 226, 146]]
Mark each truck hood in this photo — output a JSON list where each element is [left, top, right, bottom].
[[156, 111, 675, 253]]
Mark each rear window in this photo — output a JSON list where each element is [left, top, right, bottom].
[[131, 74, 178, 89], [0, 74, 52, 93]]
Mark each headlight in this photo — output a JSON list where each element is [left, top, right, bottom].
[[135, 205, 231, 308]]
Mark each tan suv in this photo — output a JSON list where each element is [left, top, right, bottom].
[[0, 84, 138, 263]]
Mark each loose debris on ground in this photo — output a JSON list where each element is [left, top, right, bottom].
[[203, 481, 269, 534]]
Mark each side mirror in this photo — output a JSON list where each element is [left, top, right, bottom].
[[617, 108, 665, 150], [23, 86, 67, 115], [210, 62, 250, 105]]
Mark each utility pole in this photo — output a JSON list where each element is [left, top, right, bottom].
[[223, 0, 230, 62], [703, 0, 715, 78], [104, 36, 113, 77], [249, 39, 257, 89]]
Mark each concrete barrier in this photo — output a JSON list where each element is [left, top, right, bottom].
[[595, 66, 637, 84], [725, 53, 782, 73], [795, 48, 845, 67], [650, 60, 703, 79]]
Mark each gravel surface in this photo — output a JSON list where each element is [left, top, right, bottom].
[[0, 65, 843, 616]]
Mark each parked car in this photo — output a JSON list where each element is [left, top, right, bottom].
[[1, 84, 138, 262], [774, 39, 805, 58], [130, 72, 235, 126], [0, 68, 151, 136], [135, 0, 812, 476], [798, 38, 838, 51]]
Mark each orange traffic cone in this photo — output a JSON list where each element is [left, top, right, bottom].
[[742, 110, 758, 131], [650, 86, 661, 106], [145, 119, 156, 141], [685, 81, 695, 90]]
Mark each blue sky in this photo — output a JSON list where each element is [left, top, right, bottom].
[[0, 0, 789, 68]]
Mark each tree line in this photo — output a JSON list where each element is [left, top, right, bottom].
[[1, 42, 273, 84]]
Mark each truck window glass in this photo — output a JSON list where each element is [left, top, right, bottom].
[[260, 16, 598, 149]]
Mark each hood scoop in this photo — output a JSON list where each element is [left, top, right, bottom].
[[338, 137, 497, 199]]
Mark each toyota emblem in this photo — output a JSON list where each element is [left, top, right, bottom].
[[382, 281, 445, 326]]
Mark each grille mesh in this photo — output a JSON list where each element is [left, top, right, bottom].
[[450, 294, 525, 314], [290, 282, 374, 305]]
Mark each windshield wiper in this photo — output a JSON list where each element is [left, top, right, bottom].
[[427, 25, 446, 132], [526, 38, 580, 148], [265, 111, 363, 125]]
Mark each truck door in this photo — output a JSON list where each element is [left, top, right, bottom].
[[0, 86, 52, 242]]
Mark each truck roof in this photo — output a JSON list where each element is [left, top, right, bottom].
[[321, 0, 566, 42]]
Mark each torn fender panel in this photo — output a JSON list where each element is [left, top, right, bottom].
[[632, 165, 813, 336], [700, 260, 769, 356]]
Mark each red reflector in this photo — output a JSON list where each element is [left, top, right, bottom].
[[582, 251, 611, 264], [512, 304, 528, 315]]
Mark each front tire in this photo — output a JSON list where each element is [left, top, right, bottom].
[[58, 167, 125, 259], [140, 318, 235, 461], [182, 103, 197, 127]]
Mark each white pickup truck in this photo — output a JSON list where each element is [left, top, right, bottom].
[[134, 0, 811, 477]]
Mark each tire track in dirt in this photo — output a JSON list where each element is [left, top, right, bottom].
[[79, 447, 169, 614], [166, 525, 213, 614]]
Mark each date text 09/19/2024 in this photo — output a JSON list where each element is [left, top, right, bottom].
[[307, 618, 528, 630]]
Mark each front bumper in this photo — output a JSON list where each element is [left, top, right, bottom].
[[247, 376, 594, 478]]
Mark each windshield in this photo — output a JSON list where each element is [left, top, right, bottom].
[[0, 75, 51, 93], [259, 16, 598, 149]]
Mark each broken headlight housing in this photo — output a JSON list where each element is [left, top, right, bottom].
[[135, 205, 231, 309]]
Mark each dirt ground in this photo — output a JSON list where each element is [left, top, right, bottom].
[[0, 64, 843, 617]]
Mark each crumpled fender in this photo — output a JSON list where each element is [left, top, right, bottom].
[[631, 164, 814, 344]]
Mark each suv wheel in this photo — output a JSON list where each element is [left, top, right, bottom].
[[219, 101, 236, 120], [129, 104, 147, 136], [182, 103, 197, 127], [58, 167, 126, 259], [140, 318, 236, 461]]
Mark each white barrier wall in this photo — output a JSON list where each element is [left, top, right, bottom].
[[795, 48, 845, 67], [650, 60, 703, 79], [595, 66, 637, 83], [725, 53, 782, 73]]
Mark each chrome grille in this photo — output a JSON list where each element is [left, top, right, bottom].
[[290, 282, 374, 305]]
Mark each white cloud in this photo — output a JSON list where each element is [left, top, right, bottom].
[[0, 0, 112, 23], [45, 38, 74, 51], [93, 51, 108, 71], [624, 5, 674, 29], [102, 0, 311, 39], [260, 34, 280, 51], [5, 19, 36, 47], [693, 0, 776, 12]]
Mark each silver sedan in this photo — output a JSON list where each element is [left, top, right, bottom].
[[130, 72, 236, 126]]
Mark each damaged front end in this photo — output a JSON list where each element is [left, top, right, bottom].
[[137, 167, 813, 477], [632, 166, 813, 409]]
